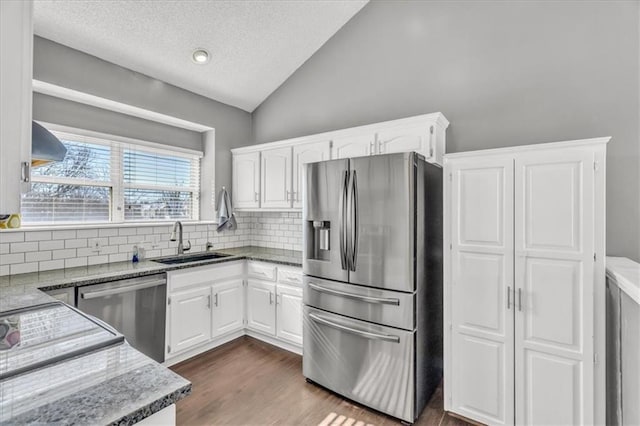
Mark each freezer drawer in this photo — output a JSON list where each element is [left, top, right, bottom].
[[303, 276, 415, 330], [303, 306, 416, 422]]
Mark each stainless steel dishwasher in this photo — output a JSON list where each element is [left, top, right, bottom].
[[77, 274, 166, 363]]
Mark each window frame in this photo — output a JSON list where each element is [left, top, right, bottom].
[[24, 122, 203, 226]]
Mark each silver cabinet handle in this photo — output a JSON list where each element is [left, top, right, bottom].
[[518, 288, 523, 311], [214, 293, 219, 307], [369, 141, 374, 155], [21, 161, 30, 183], [378, 140, 383, 154], [254, 192, 259, 201], [207, 294, 211, 308], [80, 278, 165, 300], [507, 286, 511, 309], [308, 282, 399, 305], [309, 313, 400, 343], [269, 291, 274, 305], [339, 170, 349, 271]]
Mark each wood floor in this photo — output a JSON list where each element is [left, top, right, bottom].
[[170, 336, 473, 426]]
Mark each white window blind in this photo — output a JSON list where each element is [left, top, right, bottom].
[[21, 127, 202, 225]]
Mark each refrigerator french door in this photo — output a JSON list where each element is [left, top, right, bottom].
[[302, 152, 443, 423]]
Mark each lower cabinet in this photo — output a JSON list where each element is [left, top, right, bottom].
[[212, 279, 244, 337], [168, 286, 212, 355], [166, 260, 303, 362], [247, 280, 303, 346], [247, 280, 276, 335], [276, 284, 303, 346]]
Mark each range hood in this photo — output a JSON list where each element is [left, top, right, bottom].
[[31, 121, 67, 167]]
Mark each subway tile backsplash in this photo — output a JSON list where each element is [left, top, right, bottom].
[[0, 211, 302, 276]]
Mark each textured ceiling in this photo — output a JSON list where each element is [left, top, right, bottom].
[[33, 0, 368, 112]]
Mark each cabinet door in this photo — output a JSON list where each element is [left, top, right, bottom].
[[448, 156, 515, 425], [514, 149, 595, 426], [292, 141, 331, 209], [168, 287, 211, 355], [246, 280, 276, 335], [211, 279, 244, 337], [376, 124, 435, 161], [232, 151, 260, 209], [276, 284, 303, 346], [331, 134, 373, 159], [0, 0, 32, 214], [261, 147, 292, 208]]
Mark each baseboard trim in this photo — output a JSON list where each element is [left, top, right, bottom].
[[245, 329, 302, 355]]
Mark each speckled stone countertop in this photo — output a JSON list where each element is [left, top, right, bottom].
[[0, 246, 302, 312], [0, 340, 191, 425], [0, 246, 300, 424]]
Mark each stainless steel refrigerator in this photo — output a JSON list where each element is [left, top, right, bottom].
[[302, 152, 443, 423]]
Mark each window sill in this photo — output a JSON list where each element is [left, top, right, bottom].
[[0, 220, 220, 233]]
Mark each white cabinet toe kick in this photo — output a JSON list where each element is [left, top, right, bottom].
[[164, 260, 303, 366]]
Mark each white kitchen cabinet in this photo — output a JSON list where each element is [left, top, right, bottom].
[[261, 146, 293, 209], [444, 137, 608, 426], [276, 284, 303, 346], [246, 279, 276, 335], [232, 151, 260, 209], [211, 279, 244, 337], [0, 0, 32, 214], [292, 141, 331, 208], [168, 286, 212, 355], [376, 124, 439, 162], [231, 113, 448, 212], [331, 133, 373, 159]]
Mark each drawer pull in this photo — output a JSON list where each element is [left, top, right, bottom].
[[308, 282, 400, 305], [309, 313, 400, 343]]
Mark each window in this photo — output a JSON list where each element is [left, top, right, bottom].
[[22, 126, 201, 225]]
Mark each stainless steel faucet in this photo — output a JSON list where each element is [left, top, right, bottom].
[[170, 221, 191, 255]]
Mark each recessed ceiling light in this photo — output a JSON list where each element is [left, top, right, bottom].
[[192, 48, 210, 64]]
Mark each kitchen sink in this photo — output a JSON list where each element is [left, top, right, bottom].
[[152, 252, 231, 265]]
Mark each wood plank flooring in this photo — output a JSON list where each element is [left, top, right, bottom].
[[170, 336, 473, 426]]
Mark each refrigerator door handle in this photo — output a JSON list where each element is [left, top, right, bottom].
[[349, 170, 358, 271], [309, 313, 400, 343], [339, 170, 349, 271], [308, 282, 400, 305]]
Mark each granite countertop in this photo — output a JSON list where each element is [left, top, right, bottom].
[[0, 246, 300, 425], [0, 246, 302, 312], [1, 340, 191, 425]]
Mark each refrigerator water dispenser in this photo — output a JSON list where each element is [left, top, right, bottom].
[[307, 221, 330, 260]]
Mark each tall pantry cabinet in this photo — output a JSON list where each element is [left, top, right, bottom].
[[443, 138, 609, 426]]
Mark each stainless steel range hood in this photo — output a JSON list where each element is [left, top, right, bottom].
[[31, 121, 67, 167]]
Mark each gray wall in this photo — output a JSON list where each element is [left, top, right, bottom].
[[252, 0, 640, 262], [33, 93, 202, 150], [33, 36, 251, 197]]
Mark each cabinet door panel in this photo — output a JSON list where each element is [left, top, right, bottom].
[[233, 152, 260, 208], [247, 280, 276, 335], [169, 287, 211, 355], [276, 284, 303, 345], [449, 157, 514, 425], [292, 141, 330, 209], [331, 134, 373, 159], [212, 279, 244, 337], [261, 147, 292, 208], [376, 124, 433, 159], [514, 149, 595, 426]]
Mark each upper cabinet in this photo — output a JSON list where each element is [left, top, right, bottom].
[[0, 0, 33, 214], [261, 147, 293, 209], [232, 151, 260, 209], [292, 141, 331, 208], [231, 112, 449, 211], [332, 134, 373, 159]]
